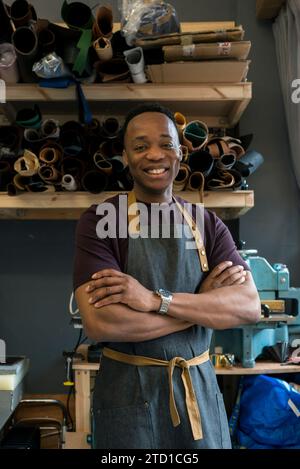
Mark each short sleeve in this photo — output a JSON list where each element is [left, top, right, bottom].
[[73, 204, 122, 291], [205, 210, 249, 272]]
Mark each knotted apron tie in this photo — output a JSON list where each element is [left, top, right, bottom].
[[102, 347, 210, 441]]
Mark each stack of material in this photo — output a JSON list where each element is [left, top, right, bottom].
[[138, 23, 251, 83]]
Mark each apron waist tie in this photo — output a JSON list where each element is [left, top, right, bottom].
[[102, 347, 210, 441]]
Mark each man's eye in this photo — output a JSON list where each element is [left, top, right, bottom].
[[163, 142, 175, 149], [134, 145, 146, 152]]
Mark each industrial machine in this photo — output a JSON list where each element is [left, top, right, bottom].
[[211, 250, 300, 367], [0, 356, 29, 431]]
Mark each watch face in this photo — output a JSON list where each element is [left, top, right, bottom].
[[158, 288, 169, 296]]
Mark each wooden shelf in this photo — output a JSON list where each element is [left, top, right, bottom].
[[72, 360, 300, 375], [216, 360, 300, 375], [0, 190, 254, 220], [256, 0, 286, 19], [3, 82, 252, 128]]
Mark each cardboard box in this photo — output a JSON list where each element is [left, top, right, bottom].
[[163, 41, 251, 62], [146, 60, 250, 84]]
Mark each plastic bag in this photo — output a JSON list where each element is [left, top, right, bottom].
[[235, 375, 300, 449], [118, 0, 180, 46], [33, 52, 71, 79]]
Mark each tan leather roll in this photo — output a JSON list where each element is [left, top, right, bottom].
[[93, 151, 113, 175], [174, 111, 186, 141], [14, 150, 40, 176], [93, 37, 113, 62], [181, 145, 189, 163]]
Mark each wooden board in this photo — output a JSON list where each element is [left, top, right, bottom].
[[0, 190, 254, 220], [73, 359, 300, 375], [256, 0, 286, 19], [215, 361, 300, 375]]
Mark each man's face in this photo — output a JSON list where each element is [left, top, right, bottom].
[[123, 112, 182, 195]]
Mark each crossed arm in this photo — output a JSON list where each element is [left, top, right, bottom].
[[75, 261, 261, 342]]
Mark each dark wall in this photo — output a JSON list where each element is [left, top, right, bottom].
[[1, 0, 299, 393]]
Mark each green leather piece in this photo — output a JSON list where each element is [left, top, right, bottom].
[[73, 29, 92, 75], [61, 0, 94, 75], [184, 122, 207, 146]]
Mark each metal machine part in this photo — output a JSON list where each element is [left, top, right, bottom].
[[211, 250, 300, 367]]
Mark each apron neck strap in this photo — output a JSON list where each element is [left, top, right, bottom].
[[127, 190, 209, 272]]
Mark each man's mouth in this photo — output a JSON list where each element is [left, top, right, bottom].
[[143, 167, 169, 176]]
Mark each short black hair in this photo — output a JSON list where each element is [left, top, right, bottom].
[[121, 103, 178, 142]]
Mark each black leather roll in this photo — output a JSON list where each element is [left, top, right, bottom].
[[61, 157, 85, 181], [12, 26, 38, 83], [101, 117, 120, 139], [0, 1, 13, 43], [188, 150, 214, 177], [81, 170, 109, 193], [0, 160, 11, 190]]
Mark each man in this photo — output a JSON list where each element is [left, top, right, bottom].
[[73, 103, 260, 449]]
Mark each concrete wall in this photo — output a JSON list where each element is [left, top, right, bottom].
[[1, 0, 299, 393]]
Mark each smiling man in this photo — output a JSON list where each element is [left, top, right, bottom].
[[73, 103, 260, 449]]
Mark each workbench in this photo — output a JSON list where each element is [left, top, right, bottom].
[[69, 356, 300, 448]]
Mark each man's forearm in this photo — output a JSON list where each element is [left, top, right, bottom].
[[76, 284, 193, 342], [166, 281, 261, 329]]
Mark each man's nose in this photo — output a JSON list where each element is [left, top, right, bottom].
[[146, 146, 164, 160]]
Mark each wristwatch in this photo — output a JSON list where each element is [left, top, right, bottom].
[[154, 288, 173, 315]]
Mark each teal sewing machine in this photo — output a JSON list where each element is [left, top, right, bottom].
[[211, 250, 300, 367]]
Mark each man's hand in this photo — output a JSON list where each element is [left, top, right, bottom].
[[198, 261, 247, 294], [85, 269, 159, 312]]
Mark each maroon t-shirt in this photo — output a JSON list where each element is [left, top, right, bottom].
[[73, 194, 249, 291]]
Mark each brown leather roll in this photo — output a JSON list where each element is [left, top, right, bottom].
[[206, 170, 235, 191], [92, 5, 113, 40], [10, 0, 37, 28], [186, 171, 205, 192], [215, 152, 236, 170], [38, 164, 61, 183], [173, 163, 190, 192], [39, 141, 63, 165], [205, 137, 230, 159]]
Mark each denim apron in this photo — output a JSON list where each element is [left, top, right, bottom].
[[92, 194, 231, 449]]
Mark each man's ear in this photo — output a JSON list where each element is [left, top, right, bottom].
[[122, 149, 128, 167]]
